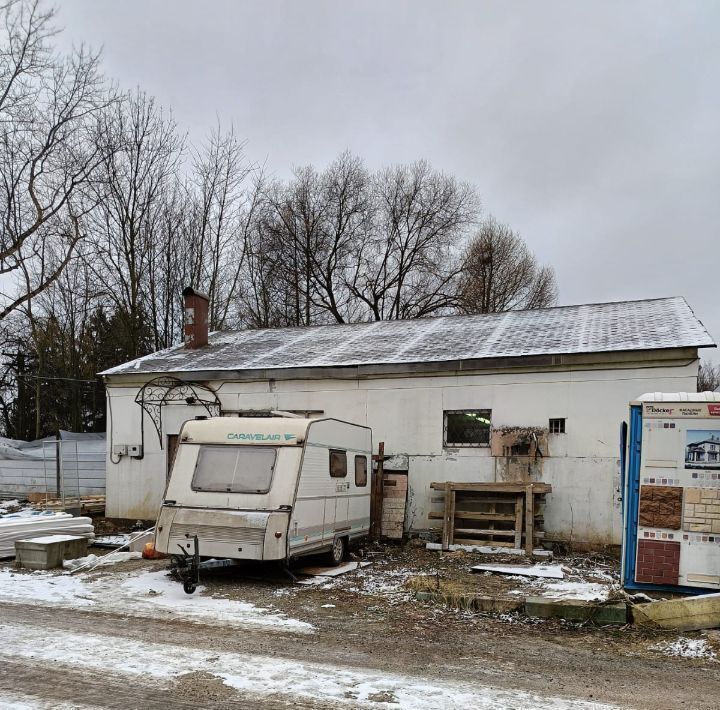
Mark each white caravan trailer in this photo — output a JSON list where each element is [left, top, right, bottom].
[[154, 416, 372, 586]]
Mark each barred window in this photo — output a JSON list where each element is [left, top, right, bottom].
[[443, 410, 492, 447], [549, 418, 566, 434]]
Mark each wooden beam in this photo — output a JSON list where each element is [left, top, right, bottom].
[[524, 483, 535, 555], [370, 441, 385, 540], [441, 482, 451, 551], [453, 528, 516, 537], [514, 494, 524, 549], [453, 538, 516, 547], [431, 482, 551, 494], [428, 511, 516, 521]]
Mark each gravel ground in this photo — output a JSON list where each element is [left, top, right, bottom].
[[1, 543, 719, 709]]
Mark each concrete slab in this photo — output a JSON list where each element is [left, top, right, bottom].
[[631, 593, 720, 631], [415, 591, 524, 614], [525, 597, 627, 625]]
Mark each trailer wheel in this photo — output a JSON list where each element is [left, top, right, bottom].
[[326, 536, 346, 566], [183, 579, 197, 595]]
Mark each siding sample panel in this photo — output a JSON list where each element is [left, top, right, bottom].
[[639, 486, 682, 529]]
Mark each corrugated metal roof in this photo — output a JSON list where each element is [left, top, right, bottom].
[[101, 296, 714, 376]]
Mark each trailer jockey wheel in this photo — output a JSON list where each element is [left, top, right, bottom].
[[183, 579, 197, 595]]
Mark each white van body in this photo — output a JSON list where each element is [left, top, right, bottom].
[[154, 416, 372, 562]]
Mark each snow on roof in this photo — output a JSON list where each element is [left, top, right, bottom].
[[101, 296, 714, 377], [635, 392, 720, 403]]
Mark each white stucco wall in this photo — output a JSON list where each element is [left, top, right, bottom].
[[105, 358, 699, 544]]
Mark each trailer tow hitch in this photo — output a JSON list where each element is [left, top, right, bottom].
[[171, 535, 200, 594]]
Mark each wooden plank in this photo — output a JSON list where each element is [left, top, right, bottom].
[[453, 528, 516, 537], [525, 483, 534, 555], [370, 441, 385, 540], [453, 538, 516, 547], [449, 490, 456, 546], [428, 511, 516, 521], [441, 482, 451, 551], [514, 494, 524, 549], [430, 482, 552, 493]]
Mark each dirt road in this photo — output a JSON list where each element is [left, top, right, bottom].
[[0, 552, 719, 708]]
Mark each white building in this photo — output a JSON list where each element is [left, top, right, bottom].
[[100, 292, 714, 546]]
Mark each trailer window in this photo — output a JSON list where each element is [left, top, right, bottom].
[[329, 449, 347, 478], [354, 455, 368, 487], [191, 445, 277, 494]]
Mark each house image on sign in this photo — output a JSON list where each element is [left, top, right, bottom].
[[685, 432, 720, 469], [100, 291, 715, 547]]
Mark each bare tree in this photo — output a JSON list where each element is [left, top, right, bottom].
[[347, 160, 477, 320], [698, 360, 720, 392], [187, 123, 253, 330], [458, 217, 557, 314], [87, 89, 183, 358], [0, 0, 113, 321]]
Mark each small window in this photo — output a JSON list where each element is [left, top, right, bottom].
[[354, 455, 368, 487], [549, 418, 566, 434], [443, 409, 492, 447], [329, 449, 347, 478], [191, 445, 277, 493]]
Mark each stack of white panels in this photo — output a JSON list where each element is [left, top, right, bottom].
[[0, 512, 94, 558]]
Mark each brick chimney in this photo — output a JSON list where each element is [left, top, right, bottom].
[[183, 287, 209, 349]]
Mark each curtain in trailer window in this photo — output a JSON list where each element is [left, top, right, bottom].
[[192, 445, 277, 493]]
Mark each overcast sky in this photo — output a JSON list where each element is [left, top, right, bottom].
[[58, 0, 719, 360]]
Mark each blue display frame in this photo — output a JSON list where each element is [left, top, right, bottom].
[[622, 404, 714, 594]]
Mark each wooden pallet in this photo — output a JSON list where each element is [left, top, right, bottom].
[[34, 496, 106, 515], [430, 482, 551, 554]]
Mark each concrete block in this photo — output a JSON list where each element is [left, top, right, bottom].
[[632, 593, 720, 631], [525, 597, 628, 625], [15, 535, 88, 570]]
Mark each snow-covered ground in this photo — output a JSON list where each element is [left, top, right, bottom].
[[651, 638, 718, 661], [0, 567, 312, 632], [0, 621, 617, 710]]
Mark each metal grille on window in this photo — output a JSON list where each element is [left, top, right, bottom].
[[549, 418, 566, 434], [443, 410, 492, 447]]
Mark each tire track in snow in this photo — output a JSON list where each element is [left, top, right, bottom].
[[0, 622, 617, 710]]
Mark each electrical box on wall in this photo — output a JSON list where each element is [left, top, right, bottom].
[[128, 444, 143, 458], [112, 444, 128, 456]]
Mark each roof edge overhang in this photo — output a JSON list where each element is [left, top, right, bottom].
[[102, 346, 702, 387]]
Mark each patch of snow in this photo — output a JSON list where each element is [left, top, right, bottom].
[[63, 551, 141, 571], [0, 694, 90, 709], [651, 638, 717, 660], [0, 569, 94, 606], [0, 568, 312, 633], [119, 570, 313, 631], [0, 622, 617, 710], [0, 499, 22, 516], [93, 534, 131, 548], [320, 603, 336, 608], [471, 564, 564, 579], [540, 581, 611, 602], [20, 534, 85, 544]]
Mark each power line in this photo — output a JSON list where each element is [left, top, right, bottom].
[[15, 374, 100, 384]]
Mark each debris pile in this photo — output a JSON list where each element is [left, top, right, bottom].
[[0, 511, 94, 558]]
